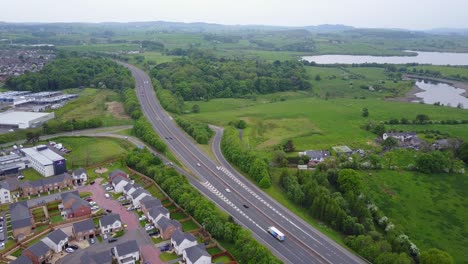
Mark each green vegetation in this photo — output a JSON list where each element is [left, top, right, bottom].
[[159, 252, 179, 261], [175, 116, 214, 144], [6, 56, 134, 92], [21, 168, 43, 181], [181, 220, 199, 232]]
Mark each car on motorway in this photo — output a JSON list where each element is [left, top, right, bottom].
[[243, 204, 249, 209], [197, 163, 201, 167], [225, 188, 231, 193], [108, 238, 118, 243], [65, 247, 75, 253]]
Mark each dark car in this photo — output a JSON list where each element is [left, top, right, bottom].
[[108, 238, 118, 243], [147, 230, 159, 236], [243, 204, 249, 209], [90, 181, 95, 185], [159, 244, 171, 252], [105, 209, 112, 213], [68, 245, 79, 250]]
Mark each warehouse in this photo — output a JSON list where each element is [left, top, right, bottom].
[[20, 145, 66, 177], [0, 111, 54, 129]]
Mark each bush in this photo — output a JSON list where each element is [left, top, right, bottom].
[[175, 117, 214, 144]]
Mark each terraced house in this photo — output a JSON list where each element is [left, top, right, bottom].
[[20, 173, 73, 196], [10, 201, 33, 239], [59, 191, 92, 219]]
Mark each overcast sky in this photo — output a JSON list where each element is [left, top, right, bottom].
[[1, 0, 467, 29]]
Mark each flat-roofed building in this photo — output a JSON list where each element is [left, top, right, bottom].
[[20, 145, 66, 177], [0, 111, 54, 129]]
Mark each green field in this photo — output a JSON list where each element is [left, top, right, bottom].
[[58, 43, 141, 53], [363, 170, 468, 263], [47, 136, 134, 168], [54, 88, 133, 126], [21, 168, 44, 181]]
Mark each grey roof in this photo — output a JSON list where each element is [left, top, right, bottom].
[[61, 190, 79, 201], [304, 150, 330, 160], [171, 230, 196, 245], [387, 132, 417, 137], [80, 251, 112, 264], [109, 169, 127, 179], [112, 175, 127, 185], [45, 229, 68, 244], [100, 214, 121, 227], [10, 255, 33, 264], [11, 218, 32, 230], [0, 181, 11, 191], [130, 188, 149, 199], [73, 168, 86, 176], [73, 219, 95, 233], [157, 216, 181, 231], [149, 206, 169, 220], [10, 201, 31, 226], [21, 146, 64, 166], [26, 241, 50, 257], [140, 196, 162, 209], [21, 173, 71, 189], [123, 183, 134, 191], [71, 198, 91, 213], [114, 240, 139, 257], [184, 244, 210, 263]]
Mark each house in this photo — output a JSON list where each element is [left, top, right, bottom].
[[124, 184, 141, 198], [99, 214, 122, 234], [80, 251, 112, 264], [298, 150, 330, 166], [72, 219, 96, 240], [108, 169, 129, 184], [0, 181, 12, 204], [130, 189, 150, 207], [140, 196, 162, 215], [332, 146, 353, 156], [22, 241, 52, 264], [171, 230, 197, 255], [113, 240, 140, 264], [10, 255, 33, 264], [72, 168, 87, 184], [20, 173, 73, 196], [60, 191, 91, 219], [10, 201, 33, 239], [41, 229, 68, 253], [383, 132, 417, 142], [156, 216, 182, 240], [182, 244, 211, 264], [148, 206, 169, 224], [112, 176, 129, 193]]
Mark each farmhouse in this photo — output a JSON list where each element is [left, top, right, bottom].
[[332, 146, 353, 156], [382, 132, 417, 142], [298, 150, 330, 166]]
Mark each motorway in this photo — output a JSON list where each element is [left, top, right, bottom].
[[122, 62, 366, 264]]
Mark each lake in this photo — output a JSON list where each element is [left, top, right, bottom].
[[302, 51, 468, 65], [413, 80, 468, 109]]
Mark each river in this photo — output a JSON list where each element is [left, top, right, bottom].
[[302, 51, 468, 65]]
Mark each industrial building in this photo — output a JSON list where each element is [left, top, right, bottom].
[[0, 111, 54, 129], [20, 145, 66, 177], [0, 153, 28, 176]]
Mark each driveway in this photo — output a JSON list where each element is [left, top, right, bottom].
[[79, 178, 139, 230]]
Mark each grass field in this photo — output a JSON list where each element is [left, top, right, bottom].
[[363, 170, 468, 264], [21, 168, 43, 181], [54, 88, 133, 126], [46, 136, 134, 168], [411, 65, 468, 79], [58, 43, 141, 53]]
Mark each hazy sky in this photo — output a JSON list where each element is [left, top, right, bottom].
[[1, 0, 467, 29]]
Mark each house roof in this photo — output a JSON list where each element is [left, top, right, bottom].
[[303, 150, 330, 160], [123, 183, 134, 191], [11, 218, 32, 230], [21, 173, 71, 189], [0, 181, 11, 191], [112, 175, 127, 186], [45, 229, 68, 244], [184, 244, 210, 263], [386, 132, 417, 137], [10, 255, 33, 264], [10, 201, 31, 222], [80, 250, 112, 264], [109, 169, 127, 179], [100, 214, 121, 226], [71, 198, 91, 213], [61, 190, 80, 202], [149, 206, 169, 220], [171, 230, 196, 245], [26, 241, 50, 257], [130, 188, 149, 199], [73, 219, 95, 233], [73, 168, 86, 176], [157, 216, 181, 231], [141, 196, 162, 209], [114, 240, 139, 257], [332, 146, 352, 153]]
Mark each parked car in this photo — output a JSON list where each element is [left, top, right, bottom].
[[127, 206, 134, 211], [0, 242, 5, 248], [91, 206, 100, 211], [121, 202, 131, 206], [138, 215, 147, 221], [159, 244, 171, 252], [68, 245, 79, 250], [117, 196, 125, 202], [106, 209, 112, 213], [85, 197, 93, 202], [108, 238, 118, 243], [17, 175, 24, 179], [104, 193, 110, 198], [89, 181, 95, 185], [65, 248, 74, 253], [105, 186, 114, 191], [102, 182, 109, 186], [0, 216, 3, 221], [147, 230, 159, 236], [89, 201, 97, 206], [89, 238, 95, 244], [145, 225, 155, 231], [103, 234, 108, 240]]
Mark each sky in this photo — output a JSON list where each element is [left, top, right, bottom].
[[1, 0, 467, 30]]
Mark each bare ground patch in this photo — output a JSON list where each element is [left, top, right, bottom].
[[106, 101, 130, 120]]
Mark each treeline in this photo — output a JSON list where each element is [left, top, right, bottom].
[[151, 49, 311, 101], [279, 167, 453, 263], [6, 56, 134, 91], [221, 127, 271, 188], [175, 117, 214, 144], [122, 88, 167, 153], [126, 148, 282, 264], [152, 79, 184, 114], [42, 118, 103, 134]]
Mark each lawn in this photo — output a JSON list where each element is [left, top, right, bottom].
[[182, 220, 199, 232], [47, 136, 134, 168], [21, 168, 43, 181], [146, 185, 165, 199], [50, 215, 63, 223], [207, 247, 223, 255], [159, 252, 179, 262], [151, 236, 165, 244], [212, 255, 232, 263], [171, 211, 187, 221], [363, 170, 468, 264]]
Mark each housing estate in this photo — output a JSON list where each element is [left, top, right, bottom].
[[20, 173, 73, 196]]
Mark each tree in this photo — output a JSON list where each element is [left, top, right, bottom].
[[382, 137, 398, 150], [192, 104, 200, 113], [372, 124, 386, 136], [362, 107, 369, 117], [315, 74, 322, 81], [415, 114, 430, 124], [374, 252, 412, 264], [283, 140, 295, 152], [338, 169, 363, 194], [416, 151, 451, 173], [272, 150, 288, 167], [420, 248, 454, 264], [457, 142, 468, 164]]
